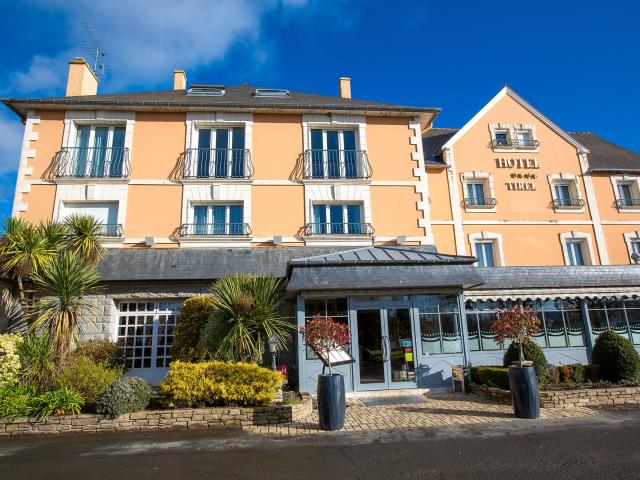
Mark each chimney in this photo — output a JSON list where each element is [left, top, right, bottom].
[[174, 70, 187, 90], [338, 77, 351, 99], [65, 58, 98, 97]]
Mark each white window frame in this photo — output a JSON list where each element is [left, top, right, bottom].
[[560, 231, 595, 266], [307, 128, 360, 179], [611, 175, 640, 212], [547, 173, 584, 213], [460, 172, 497, 212], [311, 202, 364, 235], [623, 231, 640, 264], [468, 231, 505, 266], [191, 202, 244, 233]]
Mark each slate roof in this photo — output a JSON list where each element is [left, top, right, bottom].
[[2, 85, 440, 120], [569, 132, 640, 172], [422, 128, 456, 168], [471, 265, 640, 290], [289, 246, 474, 266]]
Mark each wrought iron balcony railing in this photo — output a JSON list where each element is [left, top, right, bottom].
[[97, 224, 124, 237], [616, 198, 640, 209], [182, 148, 253, 179], [178, 223, 252, 236], [303, 149, 372, 179], [464, 197, 497, 208], [53, 147, 131, 178], [303, 222, 374, 236], [491, 138, 540, 149], [553, 198, 585, 209]]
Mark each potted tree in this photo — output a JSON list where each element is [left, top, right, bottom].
[[490, 305, 542, 419], [299, 315, 351, 431]]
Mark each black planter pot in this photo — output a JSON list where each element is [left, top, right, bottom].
[[508, 365, 540, 419], [317, 374, 345, 431]]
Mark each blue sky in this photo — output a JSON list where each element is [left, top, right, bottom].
[[1, 0, 638, 219]]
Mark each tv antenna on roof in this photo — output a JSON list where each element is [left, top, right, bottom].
[[81, 23, 108, 78]]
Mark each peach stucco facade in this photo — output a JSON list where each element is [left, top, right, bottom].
[[7, 82, 640, 267]]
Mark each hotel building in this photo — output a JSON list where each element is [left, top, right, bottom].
[[3, 58, 640, 389]]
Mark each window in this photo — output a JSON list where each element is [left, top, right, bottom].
[[73, 125, 126, 178], [304, 297, 348, 359], [566, 241, 586, 266], [466, 182, 486, 206], [461, 173, 496, 210], [416, 295, 462, 355], [465, 298, 586, 351], [309, 129, 359, 179], [195, 127, 246, 178], [632, 240, 640, 263], [494, 131, 508, 146], [554, 184, 572, 207], [192, 204, 244, 235], [311, 203, 364, 235], [475, 242, 495, 267], [61, 202, 120, 236], [613, 178, 640, 209], [618, 183, 635, 207], [587, 298, 640, 345], [515, 129, 533, 147]]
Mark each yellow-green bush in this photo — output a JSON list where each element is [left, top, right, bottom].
[[0, 334, 22, 385], [160, 360, 284, 407], [170, 296, 216, 361]]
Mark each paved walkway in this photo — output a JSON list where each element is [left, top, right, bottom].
[[244, 393, 597, 436]]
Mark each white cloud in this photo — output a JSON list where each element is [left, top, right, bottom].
[[9, 0, 308, 95]]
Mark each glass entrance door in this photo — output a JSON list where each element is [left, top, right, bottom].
[[355, 308, 416, 390]]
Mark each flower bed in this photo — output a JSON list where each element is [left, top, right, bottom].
[[469, 383, 640, 409], [0, 393, 312, 437]]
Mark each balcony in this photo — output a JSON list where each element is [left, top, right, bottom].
[[616, 198, 640, 209], [303, 149, 372, 180], [463, 197, 497, 208], [303, 222, 375, 236], [97, 224, 124, 237], [52, 147, 131, 179], [553, 198, 585, 209], [491, 138, 540, 149], [178, 223, 252, 237], [182, 148, 253, 179]]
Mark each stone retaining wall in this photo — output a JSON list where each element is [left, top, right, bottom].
[[0, 394, 312, 437], [470, 384, 640, 409]]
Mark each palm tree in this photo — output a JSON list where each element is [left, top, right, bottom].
[[37, 219, 68, 252], [200, 275, 293, 364], [29, 252, 100, 356], [63, 214, 106, 265], [0, 217, 57, 303]]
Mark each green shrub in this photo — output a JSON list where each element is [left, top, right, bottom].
[[548, 364, 586, 384], [592, 331, 640, 382], [470, 366, 510, 390], [171, 296, 216, 361], [161, 360, 284, 407], [16, 333, 55, 389], [0, 334, 22, 385], [96, 376, 152, 419], [30, 387, 84, 420], [55, 356, 120, 406], [0, 382, 37, 418], [70, 340, 125, 369], [503, 340, 548, 384]]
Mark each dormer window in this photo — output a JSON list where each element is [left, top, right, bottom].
[[187, 85, 225, 96]]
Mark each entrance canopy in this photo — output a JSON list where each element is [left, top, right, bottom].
[[286, 246, 482, 293]]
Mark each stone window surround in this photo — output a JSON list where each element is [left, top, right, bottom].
[[559, 231, 595, 266], [180, 183, 252, 246], [459, 171, 497, 213], [611, 175, 640, 212], [547, 173, 585, 213], [623, 231, 640, 264], [488, 122, 539, 152], [301, 113, 367, 157], [51, 183, 128, 247], [61, 111, 135, 177], [468, 231, 505, 266]]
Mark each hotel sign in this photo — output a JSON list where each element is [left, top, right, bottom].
[[496, 157, 540, 191]]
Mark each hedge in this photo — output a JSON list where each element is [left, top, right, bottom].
[[470, 366, 510, 390], [170, 296, 216, 361], [160, 360, 284, 407]]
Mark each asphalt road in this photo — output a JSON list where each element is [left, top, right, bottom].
[[1, 410, 639, 480]]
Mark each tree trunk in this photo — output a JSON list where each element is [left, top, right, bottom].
[[16, 275, 25, 305]]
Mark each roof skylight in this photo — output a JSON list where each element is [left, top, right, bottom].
[[187, 85, 225, 96], [253, 88, 290, 97]]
